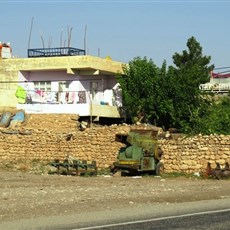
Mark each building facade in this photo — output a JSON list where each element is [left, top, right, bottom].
[[0, 54, 124, 121]]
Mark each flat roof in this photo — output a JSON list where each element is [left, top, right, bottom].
[[1, 55, 124, 75]]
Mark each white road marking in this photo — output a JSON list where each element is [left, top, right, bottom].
[[74, 208, 230, 230]]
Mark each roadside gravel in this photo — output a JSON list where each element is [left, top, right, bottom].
[[0, 170, 230, 223]]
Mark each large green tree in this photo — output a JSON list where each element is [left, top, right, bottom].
[[116, 56, 159, 123], [117, 57, 174, 127], [117, 36, 215, 133], [167, 36, 214, 132]]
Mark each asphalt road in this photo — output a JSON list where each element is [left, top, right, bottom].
[[1, 198, 230, 230], [77, 209, 230, 230]]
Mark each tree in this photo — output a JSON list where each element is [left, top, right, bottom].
[[196, 96, 230, 135], [116, 56, 159, 123], [168, 36, 214, 132], [117, 36, 215, 134], [173, 36, 213, 85], [117, 57, 174, 128], [146, 60, 175, 129]]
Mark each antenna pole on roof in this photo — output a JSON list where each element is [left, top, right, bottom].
[[28, 16, 34, 49], [67, 26, 69, 46], [67, 26, 73, 47], [48, 36, 52, 48], [84, 24, 87, 54], [69, 27, 73, 46], [60, 28, 63, 47], [39, 30, 45, 49]]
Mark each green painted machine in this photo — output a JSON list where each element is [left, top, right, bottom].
[[111, 129, 163, 175]]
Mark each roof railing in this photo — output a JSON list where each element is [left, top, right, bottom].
[[28, 47, 85, 58]]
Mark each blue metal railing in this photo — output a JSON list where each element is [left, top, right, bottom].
[[28, 47, 85, 58]]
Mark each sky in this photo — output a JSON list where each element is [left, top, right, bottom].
[[1, 0, 230, 68]]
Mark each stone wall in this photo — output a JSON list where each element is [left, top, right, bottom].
[[159, 134, 230, 173], [0, 114, 128, 169], [0, 113, 229, 173]]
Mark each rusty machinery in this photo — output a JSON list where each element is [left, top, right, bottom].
[[111, 129, 163, 176], [50, 158, 97, 176]]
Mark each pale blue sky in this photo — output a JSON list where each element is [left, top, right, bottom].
[[1, 0, 230, 68]]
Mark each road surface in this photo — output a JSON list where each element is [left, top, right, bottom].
[[1, 198, 230, 230]]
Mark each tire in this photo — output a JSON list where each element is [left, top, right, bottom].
[[156, 162, 164, 176]]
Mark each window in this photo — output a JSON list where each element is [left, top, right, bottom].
[[34, 81, 51, 91]]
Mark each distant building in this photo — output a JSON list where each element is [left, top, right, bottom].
[[200, 68, 230, 94]]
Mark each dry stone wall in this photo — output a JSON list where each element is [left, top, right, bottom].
[[0, 113, 229, 173], [0, 114, 129, 169], [159, 134, 230, 173]]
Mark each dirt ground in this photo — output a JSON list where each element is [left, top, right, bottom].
[[0, 168, 230, 223]]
